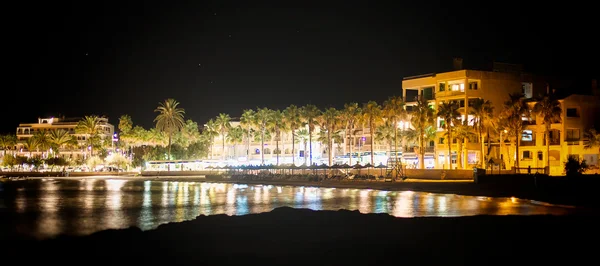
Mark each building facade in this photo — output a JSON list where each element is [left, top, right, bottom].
[[208, 121, 389, 166], [515, 94, 600, 175], [402, 68, 599, 174], [15, 117, 115, 159]]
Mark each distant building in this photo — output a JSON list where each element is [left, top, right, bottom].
[[15, 116, 114, 159]]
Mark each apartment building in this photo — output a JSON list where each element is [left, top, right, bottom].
[[402, 63, 548, 169], [516, 93, 600, 175]]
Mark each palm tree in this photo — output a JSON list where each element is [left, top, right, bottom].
[[533, 93, 562, 169], [215, 113, 232, 160], [203, 119, 219, 159], [226, 126, 244, 160], [295, 129, 310, 166], [0, 134, 17, 156], [341, 103, 361, 166], [283, 105, 302, 165], [24, 137, 39, 157], [437, 101, 460, 169], [453, 121, 476, 169], [254, 107, 272, 165], [269, 110, 285, 165], [362, 101, 383, 165], [469, 99, 494, 166], [75, 115, 101, 156], [501, 93, 530, 169], [49, 129, 77, 156], [410, 97, 435, 169], [301, 104, 321, 166], [240, 109, 255, 158], [154, 98, 185, 170], [375, 121, 395, 153], [33, 130, 51, 157], [584, 129, 600, 158], [320, 108, 340, 166], [383, 96, 406, 163]]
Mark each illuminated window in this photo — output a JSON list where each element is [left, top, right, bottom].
[[521, 83, 533, 98], [451, 84, 465, 92], [521, 130, 533, 141]]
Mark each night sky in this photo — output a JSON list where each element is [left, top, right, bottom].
[[4, 1, 597, 134]]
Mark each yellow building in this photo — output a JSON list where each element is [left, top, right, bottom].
[[514, 94, 600, 175], [402, 67, 548, 170]]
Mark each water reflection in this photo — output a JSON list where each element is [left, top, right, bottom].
[[5, 179, 586, 239]]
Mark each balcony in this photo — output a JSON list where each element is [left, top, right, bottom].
[[520, 140, 536, 146], [543, 140, 561, 146]]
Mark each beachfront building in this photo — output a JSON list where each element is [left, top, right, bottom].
[[402, 60, 600, 174], [14, 116, 115, 159], [516, 93, 600, 175], [208, 121, 389, 166]]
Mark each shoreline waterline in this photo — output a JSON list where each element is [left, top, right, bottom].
[[7, 175, 596, 208]]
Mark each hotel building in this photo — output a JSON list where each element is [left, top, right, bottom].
[[402, 61, 599, 174], [15, 116, 115, 159]]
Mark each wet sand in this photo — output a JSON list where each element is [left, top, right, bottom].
[[4, 207, 598, 265]]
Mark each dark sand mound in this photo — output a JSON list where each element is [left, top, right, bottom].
[[6, 207, 599, 265]]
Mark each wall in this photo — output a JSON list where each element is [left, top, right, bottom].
[[403, 169, 473, 180]]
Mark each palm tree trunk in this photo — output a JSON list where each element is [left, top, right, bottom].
[[546, 125, 550, 171], [349, 133, 353, 166], [222, 132, 226, 161], [304, 140, 308, 166], [328, 130, 332, 166], [292, 131, 295, 165], [369, 121, 374, 165], [419, 128, 425, 169], [515, 132, 520, 169], [309, 126, 313, 166], [394, 124, 398, 164], [448, 129, 452, 170], [276, 138, 280, 165], [261, 130, 265, 165], [458, 140, 463, 169], [210, 137, 214, 159], [479, 123, 484, 167], [167, 133, 172, 171]]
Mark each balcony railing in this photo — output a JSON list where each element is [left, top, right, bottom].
[[543, 140, 561, 146], [520, 140, 536, 146]]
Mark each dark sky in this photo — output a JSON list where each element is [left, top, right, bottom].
[[4, 1, 598, 134]]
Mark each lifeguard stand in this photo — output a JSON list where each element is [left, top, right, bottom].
[[385, 157, 407, 181]]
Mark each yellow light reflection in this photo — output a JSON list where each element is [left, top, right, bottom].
[[392, 192, 414, 217], [358, 190, 371, 213]]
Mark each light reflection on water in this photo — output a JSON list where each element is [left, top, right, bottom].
[[3, 179, 585, 239]]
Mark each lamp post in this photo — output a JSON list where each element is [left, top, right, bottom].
[[112, 133, 118, 151]]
